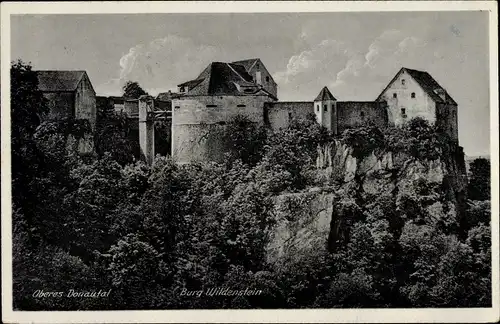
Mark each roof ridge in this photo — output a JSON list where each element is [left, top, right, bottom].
[[36, 70, 86, 73], [402, 67, 426, 73], [232, 58, 260, 63]]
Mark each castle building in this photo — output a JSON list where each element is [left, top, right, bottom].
[[265, 87, 388, 135], [36, 70, 96, 131], [231, 58, 278, 98], [172, 60, 277, 163], [36, 70, 97, 154], [376, 67, 458, 142], [169, 61, 458, 164], [34, 62, 458, 164]]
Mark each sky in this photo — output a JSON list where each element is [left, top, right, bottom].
[[11, 12, 490, 156]]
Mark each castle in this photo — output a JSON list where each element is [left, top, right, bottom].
[[171, 60, 458, 163], [36, 59, 459, 164]]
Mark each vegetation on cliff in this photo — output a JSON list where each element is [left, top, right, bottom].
[[11, 61, 491, 310]]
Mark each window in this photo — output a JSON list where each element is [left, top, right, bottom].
[[360, 111, 365, 118], [266, 76, 270, 82], [324, 105, 328, 112], [401, 108, 407, 118], [393, 93, 397, 98], [256, 63, 260, 69], [237, 104, 246, 108], [411, 92, 416, 98], [288, 112, 293, 120], [317, 105, 320, 112], [401, 79, 406, 85], [206, 104, 217, 108]]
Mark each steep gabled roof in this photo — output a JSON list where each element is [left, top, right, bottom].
[[404, 68, 457, 105], [314, 86, 337, 101], [36, 70, 86, 92], [376, 67, 457, 105], [177, 62, 275, 99]]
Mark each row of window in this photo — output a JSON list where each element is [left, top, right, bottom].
[[205, 104, 247, 108], [316, 105, 329, 112], [174, 104, 247, 108], [393, 92, 416, 99]]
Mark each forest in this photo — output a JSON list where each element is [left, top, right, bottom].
[[11, 60, 491, 310]]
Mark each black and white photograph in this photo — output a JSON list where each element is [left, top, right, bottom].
[[1, 1, 498, 323]]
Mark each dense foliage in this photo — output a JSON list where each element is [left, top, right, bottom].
[[122, 81, 148, 99], [467, 158, 491, 201], [11, 61, 491, 310], [95, 98, 141, 165]]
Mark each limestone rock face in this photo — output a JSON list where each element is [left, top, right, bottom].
[[265, 140, 467, 265], [266, 191, 335, 264]]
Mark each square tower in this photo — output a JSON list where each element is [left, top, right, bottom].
[[314, 86, 337, 133]]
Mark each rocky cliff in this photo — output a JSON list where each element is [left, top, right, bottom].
[[266, 139, 468, 264]]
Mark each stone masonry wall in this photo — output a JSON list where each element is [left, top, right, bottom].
[[264, 101, 313, 130], [378, 69, 436, 126], [337, 101, 388, 132], [74, 74, 96, 131], [172, 95, 274, 163]]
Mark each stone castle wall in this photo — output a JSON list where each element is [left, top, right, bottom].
[[264, 101, 314, 130], [74, 74, 97, 131], [171, 95, 275, 163], [435, 103, 459, 142], [337, 101, 388, 132]]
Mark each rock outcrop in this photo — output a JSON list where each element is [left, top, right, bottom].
[[266, 139, 468, 264]]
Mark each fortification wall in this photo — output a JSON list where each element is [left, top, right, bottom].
[[337, 101, 388, 132], [172, 95, 274, 163], [435, 103, 459, 142], [264, 101, 313, 130], [74, 75, 96, 130]]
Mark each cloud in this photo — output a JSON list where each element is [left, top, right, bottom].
[[96, 35, 221, 96], [329, 30, 428, 100], [273, 39, 351, 85], [274, 29, 431, 101]]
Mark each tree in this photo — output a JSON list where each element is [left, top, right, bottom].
[[94, 96, 141, 165], [468, 158, 490, 201], [122, 81, 148, 99], [10, 60, 49, 243], [264, 114, 331, 189], [222, 115, 268, 166]]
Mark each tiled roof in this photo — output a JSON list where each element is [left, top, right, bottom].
[[314, 86, 337, 101], [177, 62, 275, 98], [376, 67, 457, 105], [403, 68, 457, 105], [231, 58, 260, 72], [156, 91, 181, 101], [36, 70, 86, 92]]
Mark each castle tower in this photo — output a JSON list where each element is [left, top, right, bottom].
[[314, 86, 337, 134], [138, 95, 155, 165]]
